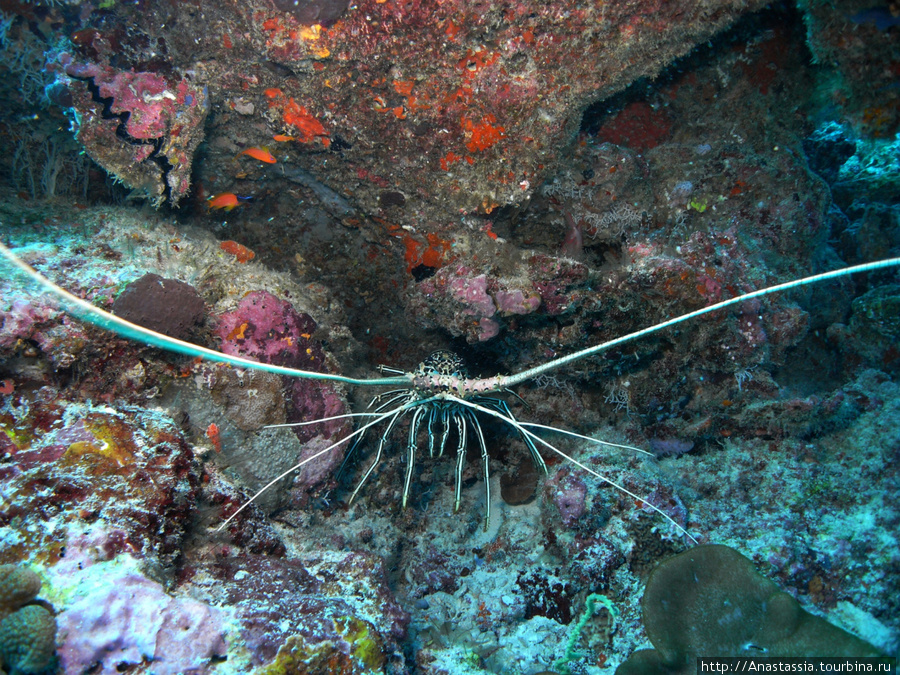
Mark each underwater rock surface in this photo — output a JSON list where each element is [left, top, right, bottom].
[[41, 0, 769, 216], [0, 0, 898, 673], [1, 204, 897, 673]]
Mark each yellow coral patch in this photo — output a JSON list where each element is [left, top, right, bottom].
[[298, 24, 322, 41], [64, 415, 141, 468], [334, 616, 385, 672], [254, 616, 384, 674], [65, 440, 129, 467]]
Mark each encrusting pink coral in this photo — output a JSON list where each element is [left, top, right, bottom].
[[55, 558, 226, 675]]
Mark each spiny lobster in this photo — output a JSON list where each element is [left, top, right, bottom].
[[2, 241, 898, 541]]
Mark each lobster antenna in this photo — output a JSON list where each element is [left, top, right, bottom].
[[502, 257, 900, 388], [0, 241, 410, 387], [446, 394, 698, 543]]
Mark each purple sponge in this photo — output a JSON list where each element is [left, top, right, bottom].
[[56, 561, 226, 675], [215, 290, 325, 369]]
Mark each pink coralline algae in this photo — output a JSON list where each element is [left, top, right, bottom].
[[216, 290, 325, 368], [0, 298, 59, 349], [445, 268, 500, 342], [215, 290, 352, 486], [287, 377, 352, 444], [56, 559, 226, 675], [285, 378, 354, 490], [449, 271, 497, 319], [477, 317, 500, 341], [546, 470, 588, 528], [494, 288, 542, 316], [48, 52, 208, 205], [411, 257, 586, 342]]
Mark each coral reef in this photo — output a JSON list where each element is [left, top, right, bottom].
[[228, 0, 769, 221], [0, 0, 898, 672], [8, 0, 769, 220], [216, 290, 324, 368], [202, 553, 408, 673], [1, 194, 897, 674], [617, 545, 882, 675], [47, 52, 208, 205], [0, 565, 57, 675], [800, 0, 900, 138], [0, 401, 200, 567], [412, 257, 589, 343]]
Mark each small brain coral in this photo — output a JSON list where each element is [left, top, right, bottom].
[[0, 565, 57, 675]]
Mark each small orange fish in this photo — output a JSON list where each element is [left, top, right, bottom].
[[273, 134, 295, 142], [207, 192, 241, 211], [220, 240, 255, 263], [235, 146, 277, 163], [206, 423, 222, 453]]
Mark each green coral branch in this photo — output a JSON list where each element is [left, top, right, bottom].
[[552, 593, 617, 674]]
